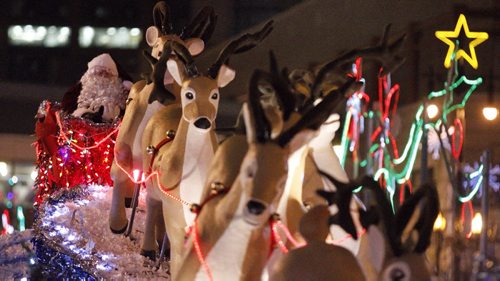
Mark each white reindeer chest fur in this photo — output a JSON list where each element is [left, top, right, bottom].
[[194, 192, 255, 281], [180, 124, 215, 225], [132, 101, 165, 170]]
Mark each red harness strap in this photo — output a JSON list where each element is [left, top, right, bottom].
[[148, 133, 175, 174]]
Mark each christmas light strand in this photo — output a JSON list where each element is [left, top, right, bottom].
[[56, 113, 120, 151]]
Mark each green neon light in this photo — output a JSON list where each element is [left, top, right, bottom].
[[393, 106, 424, 165], [458, 175, 483, 203], [353, 186, 363, 193], [339, 110, 352, 168], [17, 206, 25, 231], [397, 128, 423, 184], [369, 144, 379, 154], [374, 168, 388, 181], [342, 72, 482, 207], [373, 119, 423, 186], [469, 165, 484, 179], [427, 76, 482, 99], [360, 160, 367, 167], [443, 78, 482, 116]]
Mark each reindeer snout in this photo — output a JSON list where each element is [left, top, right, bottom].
[[246, 200, 266, 215], [194, 117, 212, 129]]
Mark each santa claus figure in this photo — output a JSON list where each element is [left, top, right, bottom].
[[70, 53, 132, 122]]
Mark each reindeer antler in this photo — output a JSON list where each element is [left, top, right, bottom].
[[267, 51, 296, 121], [249, 70, 273, 142], [208, 20, 274, 78], [153, 1, 173, 35], [148, 42, 176, 104], [181, 6, 217, 42], [316, 171, 360, 239], [362, 177, 403, 256], [277, 77, 359, 147], [169, 41, 200, 77], [394, 184, 439, 253], [311, 24, 406, 98]]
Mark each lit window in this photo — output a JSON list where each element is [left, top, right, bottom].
[[8, 25, 71, 47], [78, 26, 142, 49]]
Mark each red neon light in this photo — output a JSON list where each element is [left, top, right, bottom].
[[388, 134, 400, 158], [461, 201, 474, 239], [451, 118, 464, 160]]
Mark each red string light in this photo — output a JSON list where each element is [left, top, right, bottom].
[[56, 113, 120, 151], [275, 220, 305, 248], [191, 220, 213, 281], [271, 220, 289, 254], [34, 106, 117, 205], [331, 228, 366, 245], [114, 160, 189, 206], [114, 160, 158, 185]]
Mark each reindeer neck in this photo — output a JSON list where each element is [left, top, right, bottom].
[[192, 179, 270, 280], [116, 81, 148, 146], [131, 84, 168, 170], [163, 117, 217, 225], [276, 145, 309, 226]]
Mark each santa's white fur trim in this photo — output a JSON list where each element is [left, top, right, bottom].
[[87, 53, 118, 76]]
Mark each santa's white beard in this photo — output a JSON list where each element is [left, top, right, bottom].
[[73, 71, 128, 121]]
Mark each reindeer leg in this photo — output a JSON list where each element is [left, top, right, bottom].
[[155, 212, 170, 262], [109, 165, 132, 234], [125, 182, 142, 237], [141, 190, 163, 260], [156, 233, 170, 268]]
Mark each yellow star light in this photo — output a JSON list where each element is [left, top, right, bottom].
[[435, 14, 489, 69]]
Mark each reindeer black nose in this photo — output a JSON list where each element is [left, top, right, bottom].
[[194, 117, 211, 129], [246, 200, 266, 215]]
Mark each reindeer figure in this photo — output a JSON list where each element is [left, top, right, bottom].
[[139, 22, 273, 269], [256, 26, 407, 271], [360, 179, 439, 281], [174, 66, 357, 280], [323, 175, 439, 281], [109, 1, 216, 234]]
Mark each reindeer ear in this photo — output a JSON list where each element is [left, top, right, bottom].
[[146, 26, 160, 47], [242, 103, 256, 144], [288, 129, 317, 154], [395, 186, 439, 253], [167, 59, 184, 86], [185, 38, 205, 56], [358, 225, 386, 274], [217, 64, 236, 88], [263, 105, 283, 139]]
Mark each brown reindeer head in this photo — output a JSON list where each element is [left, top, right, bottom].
[[145, 2, 216, 59], [337, 177, 439, 281], [166, 21, 273, 131], [237, 67, 355, 225], [142, 2, 217, 104]]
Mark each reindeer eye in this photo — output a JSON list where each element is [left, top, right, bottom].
[[382, 262, 410, 281], [211, 93, 218, 100], [185, 92, 194, 100]]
